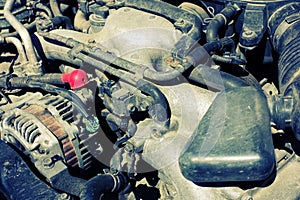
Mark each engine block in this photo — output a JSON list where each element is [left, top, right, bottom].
[[0, 0, 299, 199]]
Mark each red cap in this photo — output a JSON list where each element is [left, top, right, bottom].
[[61, 69, 89, 89]]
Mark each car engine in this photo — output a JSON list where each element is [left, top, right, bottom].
[[0, 0, 299, 199]]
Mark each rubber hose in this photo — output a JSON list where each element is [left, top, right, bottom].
[[268, 3, 300, 136], [52, 16, 74, 29], [187, 37, 235, 66], [5, 78, 90, 118], [189, 65, 248, 91], [11, 74, 64, 85], [206, 4, 240, 42], [79, 173, 128, 200]]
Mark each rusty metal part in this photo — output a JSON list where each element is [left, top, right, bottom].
[[23, 104, 79, 167]]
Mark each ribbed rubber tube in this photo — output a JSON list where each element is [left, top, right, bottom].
[[278, 37, 300, 93]]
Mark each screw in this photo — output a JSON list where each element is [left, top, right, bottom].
[[242, 196, 253, 200], [176, 19, 185, 25], [43, 157, 53, 167], [59, 193, 70, 200], [245, 30, 253, 36], [88, 39, 96, 44], [242, 30, 256, 38], [127, 103, 137, 113], [124, 143, 134, 153]]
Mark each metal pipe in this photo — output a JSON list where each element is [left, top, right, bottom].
[[3, 0, 39, 64], [35, 3, 53, 18], [50, 0, 63, 17], [74, 9, 91, 32], [0, 21, 36, 38], [4, 37, 27, 63], [40, 32, 190, 82]]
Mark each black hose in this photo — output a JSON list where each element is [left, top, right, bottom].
[[79, 173, 128, 200], [206, 4, 240, 42], [211, 55, 246, 65], [186, 37, 235, 66], [50, 0, 73, 30], [189, 65, 248, 91], [267, 3, 300, 138], [10, 74, 64, 85], [0, 77, 90, 118], [136, 79, 169, 123], [203, 37, 235, 53], [277, 38, 300, 139], [3, 0, 39, 66], [52, 16, 74, 29]]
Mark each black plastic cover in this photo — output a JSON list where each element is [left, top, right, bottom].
[[179, 86, 275, 183]]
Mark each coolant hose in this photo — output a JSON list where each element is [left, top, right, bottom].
[[79, 173, 128, 200], [52, 16, 74, 30], [50, 0, 73, 30], [206, 4, 240, 42], [187, 37, 235, 66], [189, 65, 248, 91], [136, 79, 169, 123]]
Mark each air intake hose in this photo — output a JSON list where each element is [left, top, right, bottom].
[[268, 2, 300, 139]]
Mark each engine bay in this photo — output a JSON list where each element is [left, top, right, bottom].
[[0, 0, 299, 199]]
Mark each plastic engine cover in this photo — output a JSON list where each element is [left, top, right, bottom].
[[179, 86, 275, 183]]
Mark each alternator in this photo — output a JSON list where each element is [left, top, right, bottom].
[[0, 92, 96, 170]]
